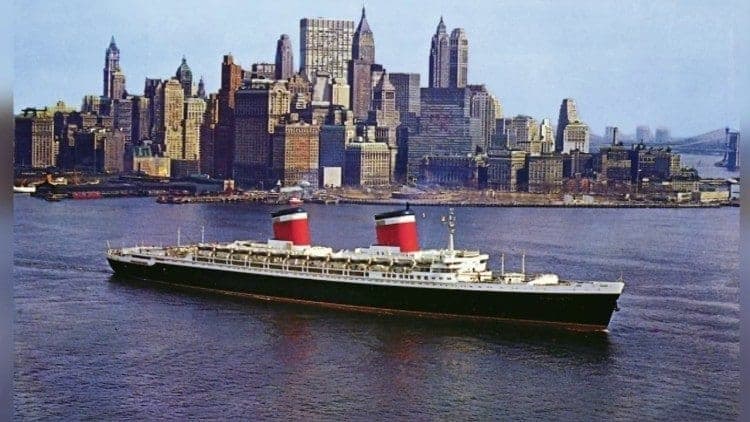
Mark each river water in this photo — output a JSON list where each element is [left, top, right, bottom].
[[13, 195, 739, 419]]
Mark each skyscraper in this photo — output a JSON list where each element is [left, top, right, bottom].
[[429, 17, 450, 88], [467, 85, 496, 149], [103, 36, 120, 99], [604, 126, 619, 145], [389, 73, 421, 121], [110, 69, 126, 101], [408, 88, 483, 179], [352, 7, 374, 63], [233, 80, 291, 187], [562, 122, 590, 153], [348, 8, 375, 120], [555, 98, 579, 152], [215, 54, 243, 179], [654, 126, 670, 144], [14, 108, 54, 168], [449, 28, 468, 88], [300, 17, 355, 81], [635, 125, 652, 143], [176, 57, 193, 98], [162, 79, 185, 159], [275, 34, 294, 80], [197, 77, 206, 99]]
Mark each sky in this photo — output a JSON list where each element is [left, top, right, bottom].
[[13, 0, 742, 137]]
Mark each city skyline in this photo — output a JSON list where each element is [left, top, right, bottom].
[[14, 0, 740, 137]]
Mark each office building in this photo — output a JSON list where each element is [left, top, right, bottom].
[[300, 17, 355, 81]]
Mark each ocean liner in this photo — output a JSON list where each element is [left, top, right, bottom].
[[106, 206, 624, 330]]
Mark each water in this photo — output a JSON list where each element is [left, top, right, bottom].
[[13, 195, 739, 419], [680, 153, 740, 179]]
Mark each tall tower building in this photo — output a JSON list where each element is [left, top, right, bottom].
[[197, 77, 206, 99], [352, 7, 374, 63], [300, 17, 355, 81], [635, 125, 652, 143], [654, 127, 670, 144], [103, 36, 120, 98], [233, 80, 291, 187], [449, 28, 468, 88], [348, 8, 376, 120], [183, 97, 206, 161], [429, 17, 450, 88], [14, 108, 54, 168], [540, 118, 555, 153], [110, 68, 126, 100], [162, 79, 185, 159], [215, 54, 243, 179], [604, 126, 619, 145], [562, 121, 590, 153], [555, 98, 579, 152], [176, 56, 193, 98], [275, 34, 294, 80], [369, 73, 400, 181]]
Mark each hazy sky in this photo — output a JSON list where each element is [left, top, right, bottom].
[[14, 0, 741, 136]]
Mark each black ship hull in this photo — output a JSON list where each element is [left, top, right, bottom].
[[107, 258, 620, 330]]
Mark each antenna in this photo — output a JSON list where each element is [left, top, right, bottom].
[[177, 227, 181, 247], [201, 226, 205, 243], [500, 253, 505, 275], [521, 251, 526, 275]]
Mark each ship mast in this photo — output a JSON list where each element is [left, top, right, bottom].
[[441, 208, 456, 251]]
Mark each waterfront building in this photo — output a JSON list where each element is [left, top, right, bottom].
[[555, 98, 579, 152], [630, 143, 674, 181], [490, 117, 512, 151], [344, 141, 391, 186], [449, 28, 468, 88], [215, 54, 243, 179], [176, 57, 193, 97], [563, 150, 594, 178], [527, 154, 563, 193], [73, 128, 125, 173], [162, 79, 185, 159], [251, 63, 276, 80], [319, 123, 354, 176], [562, 121, 590, 153], [485, 150, 527, 191], [300, 17, 355, 81], [655, 127, 670, 144], [272, 121, 320, 188], [429, 17, 450, 88], [233, 80, 290, 187], [604, 126, 619, 145], [596, 144, 632, 187], [131, 141, 171, 177], [420, 155, 483, 188], [275, 34, 294, 80], [407, 87, 483, 180], [103, 36, 120, 99], [635, 125, 652, 143], [14, 107, 54, 168]]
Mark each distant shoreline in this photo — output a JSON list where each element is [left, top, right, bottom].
[[328, 198, 734, 209]]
